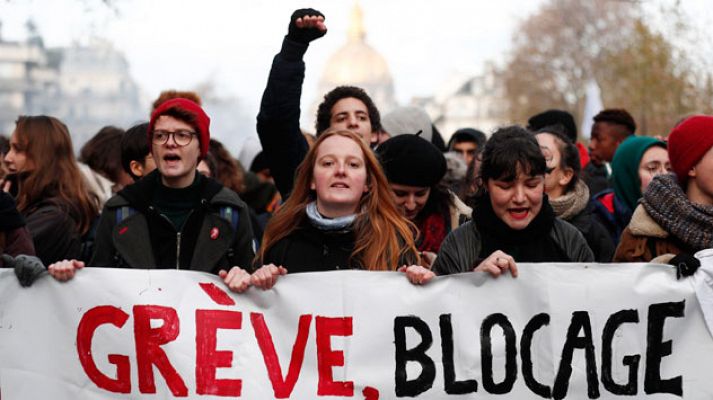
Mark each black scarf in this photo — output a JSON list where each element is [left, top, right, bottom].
[[474, 193, 569, 262]]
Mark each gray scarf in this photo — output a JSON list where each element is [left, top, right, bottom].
[[305, 202, 356, 231], [642, 174, 713, 251], [549, 180, 590, 221]]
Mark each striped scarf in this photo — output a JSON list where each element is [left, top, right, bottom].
[[642, 174, 713, 251]]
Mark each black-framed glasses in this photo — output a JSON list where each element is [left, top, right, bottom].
[[152, 130, 196, 146]]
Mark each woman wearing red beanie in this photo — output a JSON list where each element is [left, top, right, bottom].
[[614, 115, 713, 262]]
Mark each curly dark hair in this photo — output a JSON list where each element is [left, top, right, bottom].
[[315, 86, 381, 135]]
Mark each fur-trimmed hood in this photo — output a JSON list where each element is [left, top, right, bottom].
[[628, 204, 668, 239]]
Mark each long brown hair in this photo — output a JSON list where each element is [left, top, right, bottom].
[[208, 139, 246, 194], [258, 130, 419, 270], [13, 116, 99, 234]]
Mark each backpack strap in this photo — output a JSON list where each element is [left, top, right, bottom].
[[217, 206, 242, 260], [219, 206, 240, 231], [115, 206, 137, 224], [109, 206, 138, 266]]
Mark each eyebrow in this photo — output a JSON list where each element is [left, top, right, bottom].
[[334, 110, 367, 116]]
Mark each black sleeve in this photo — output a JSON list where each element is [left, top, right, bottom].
[[432, 223, 480, 276], [25, 206, 81, 265], [256, 37, 310, 198], [89, 205, 117, 268], [588, 218, 616, 262]]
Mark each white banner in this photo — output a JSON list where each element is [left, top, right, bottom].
[[1, 262, 712, 399]]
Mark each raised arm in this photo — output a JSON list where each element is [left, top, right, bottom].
[[256, 9, 327, 198]]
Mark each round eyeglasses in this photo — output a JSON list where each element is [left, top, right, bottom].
[[152, 130, 196, 146]]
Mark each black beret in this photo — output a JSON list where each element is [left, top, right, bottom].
[[376, 134, 447, 187], [527, 109, 577, 142]]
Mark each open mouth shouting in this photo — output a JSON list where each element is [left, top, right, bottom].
[[508, 207, 530, 220], [163, 153, 182, 165]]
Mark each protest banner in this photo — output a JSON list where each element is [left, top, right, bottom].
[[0, 261, 712, 399]]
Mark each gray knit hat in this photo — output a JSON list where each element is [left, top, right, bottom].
[[381, 106, 433, 142]]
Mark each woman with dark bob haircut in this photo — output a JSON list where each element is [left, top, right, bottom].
[[403, 126, 593, 284]]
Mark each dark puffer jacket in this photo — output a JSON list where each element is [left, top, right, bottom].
[[90, 171, 255, 274]]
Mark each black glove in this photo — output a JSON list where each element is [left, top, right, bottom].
[[287, 8, 326, 44], [670, 253, 700, 279], [1, 254, 46, 287]]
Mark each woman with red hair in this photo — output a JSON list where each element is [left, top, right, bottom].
[[251, 130, 419, 288]]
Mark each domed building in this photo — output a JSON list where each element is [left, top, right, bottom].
[[311, 2, 397, 126]]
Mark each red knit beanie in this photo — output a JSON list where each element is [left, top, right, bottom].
[[668, 115, 713, 184], [148, 98, 210, 157]]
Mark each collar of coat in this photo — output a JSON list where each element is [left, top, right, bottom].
[[628, 204, 668, 239]]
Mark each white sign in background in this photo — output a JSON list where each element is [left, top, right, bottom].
[[0, 262, 712, 399]]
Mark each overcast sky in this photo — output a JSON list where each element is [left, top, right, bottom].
[[0, 1, 542, 110], [1, 0, 711, 147]]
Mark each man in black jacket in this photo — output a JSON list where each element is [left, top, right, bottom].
[[256, 8, 382, 198], [48, 99, 255, 293]]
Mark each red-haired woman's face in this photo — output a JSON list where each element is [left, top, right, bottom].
[[311, 135, 368, 218], [4, 130, 34, 174]]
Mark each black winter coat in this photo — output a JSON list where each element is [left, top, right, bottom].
[[260, 217, 418, 273], [566, 202, 615, 262], [90, 171, 255, 274], [261, 219, 357, 273], [24, 198, 82, 266], [432, 195, 594, 276]]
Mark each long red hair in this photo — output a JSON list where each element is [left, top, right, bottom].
[[13, 116, 99, 234], [258, 130, 419, 270]]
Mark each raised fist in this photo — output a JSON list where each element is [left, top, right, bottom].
[[287, 8, 327, 44]]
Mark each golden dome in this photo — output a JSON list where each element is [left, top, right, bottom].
[[317, 2, 395, 109], [321, 41, 392, 85]]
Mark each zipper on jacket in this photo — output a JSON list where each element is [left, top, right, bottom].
[[150, 205, 199, 270]]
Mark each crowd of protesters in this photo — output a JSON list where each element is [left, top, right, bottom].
[[1, 8, 712, 292]]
